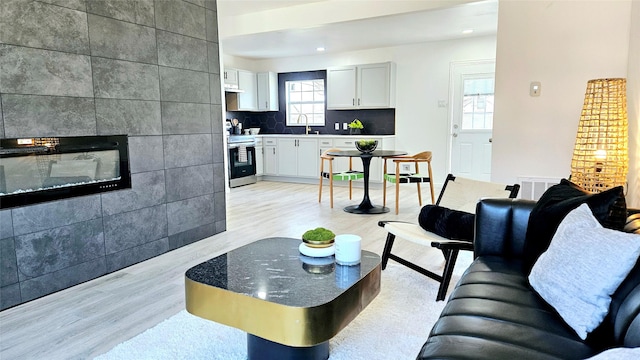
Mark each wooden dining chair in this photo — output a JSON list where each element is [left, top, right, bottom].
[[383, 151, 435, 214], [318, 148, 364, 208]]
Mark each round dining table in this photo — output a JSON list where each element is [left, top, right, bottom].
[[326, 149, 407, 214]]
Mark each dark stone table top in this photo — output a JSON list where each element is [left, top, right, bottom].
[[185, 237, 381, 307]]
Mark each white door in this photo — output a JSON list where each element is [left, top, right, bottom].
[[449, 61, 495, 181]]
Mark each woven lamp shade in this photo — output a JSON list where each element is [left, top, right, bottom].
[[570, 78, 628, 193]]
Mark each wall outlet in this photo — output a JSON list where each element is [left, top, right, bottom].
[[401, 164, 411, 172], [334, 122, 340, 130]]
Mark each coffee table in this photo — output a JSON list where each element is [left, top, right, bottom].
[[185, 237, 381, 360]]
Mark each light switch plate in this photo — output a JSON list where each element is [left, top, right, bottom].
[[343, 123, 348, 130], [334, 123, 339, 130], [530, 81, 541, 97]]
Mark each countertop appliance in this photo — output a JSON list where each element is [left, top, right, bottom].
[[228, 135, 257, 188]]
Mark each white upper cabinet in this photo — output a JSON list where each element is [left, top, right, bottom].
[[227, 69, 257, 111], [257, 72, 279, 111], [223, 68, 239, 90], [326, 62, 396, 110], [326, 66, 357, 109]]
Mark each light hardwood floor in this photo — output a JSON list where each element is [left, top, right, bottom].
[[0, 180, 451, 359]]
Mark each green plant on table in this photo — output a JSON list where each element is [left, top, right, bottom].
[[348, 119, 364, 129], [302, 227, 336, 242]]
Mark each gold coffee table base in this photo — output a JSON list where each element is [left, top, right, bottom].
[[185, 238, 381, 358]]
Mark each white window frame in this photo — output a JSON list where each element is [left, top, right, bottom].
[[285, 79, 325, 126], [461, 76, 494, 130]]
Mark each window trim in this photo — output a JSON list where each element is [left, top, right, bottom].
[[285, 79, 326, 126]]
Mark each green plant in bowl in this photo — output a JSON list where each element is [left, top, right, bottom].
[[302, 227, 336, 248], [355, 139, 378, 153]]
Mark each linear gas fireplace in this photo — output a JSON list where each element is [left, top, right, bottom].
[[0, 135, 131, 209]]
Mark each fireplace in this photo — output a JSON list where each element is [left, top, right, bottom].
[[0, 135, 131, 209]]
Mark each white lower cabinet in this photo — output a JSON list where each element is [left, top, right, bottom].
[[263, 138, 278, 175], [255, 139, 264, 176], [277, 138, 318, 178], [260, 135, 394, 183]]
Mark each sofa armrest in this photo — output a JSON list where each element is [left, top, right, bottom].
[[474, 198, 536, 259]]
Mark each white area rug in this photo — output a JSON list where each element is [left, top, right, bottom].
[[96, 262, 464, 360]]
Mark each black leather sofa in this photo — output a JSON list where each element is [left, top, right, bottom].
[[418, 198, 640, 360]]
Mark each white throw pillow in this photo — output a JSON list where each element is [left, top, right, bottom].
[[528, 203, 640, 340], [584, 347, 640, 360]]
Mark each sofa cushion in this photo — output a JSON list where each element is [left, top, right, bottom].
[[529, 204, 640, 340], [418, 256, 597, 360], [522, 179, 626, 271]]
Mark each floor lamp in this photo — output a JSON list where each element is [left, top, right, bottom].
[[570, 78, 628, 193]]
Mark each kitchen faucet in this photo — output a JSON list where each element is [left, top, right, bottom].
[[297, 114, 310, 135]]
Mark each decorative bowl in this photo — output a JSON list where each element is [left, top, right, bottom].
[[302, 238, 335, 248], [355, 139, 378, 153]]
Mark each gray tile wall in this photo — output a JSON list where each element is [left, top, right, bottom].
[[0, 0, 224, 310]]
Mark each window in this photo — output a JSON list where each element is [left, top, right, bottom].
[[285, 79, 325, 126], [462, 77, 494, 130]]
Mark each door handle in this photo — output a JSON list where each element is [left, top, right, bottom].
[[489, 138, 493, 143]]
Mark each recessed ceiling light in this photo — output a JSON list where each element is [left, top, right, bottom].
[[462, 29, 474, 34], [316, 47, 325, 52]]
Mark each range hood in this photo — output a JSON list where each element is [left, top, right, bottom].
[[224, 84, 244, 93]]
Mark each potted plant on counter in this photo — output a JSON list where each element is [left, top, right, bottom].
[[348, 119, 363, 135]]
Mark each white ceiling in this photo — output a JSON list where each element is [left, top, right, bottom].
[[217, 0, 498, 60]]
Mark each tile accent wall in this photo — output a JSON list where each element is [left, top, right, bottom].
[[0, 0, 225, 310]]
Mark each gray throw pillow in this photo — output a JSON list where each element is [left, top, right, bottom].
[[528, 203, 640, 340]]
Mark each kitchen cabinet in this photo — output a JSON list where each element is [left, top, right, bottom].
[[318, 138, 334, 155], [326, 66, 356, 109], [257, 72, 279, 111], [259, 135, 395, 183], [255, 137, 264, 176], [277, 137, 318, 178], [326, 62, 396, 110], [223, 68, 239, 90], [263, 138, 278, 175], [226, 69, 257, 111]]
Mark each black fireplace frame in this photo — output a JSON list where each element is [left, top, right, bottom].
[[0, 135, 131, 209]]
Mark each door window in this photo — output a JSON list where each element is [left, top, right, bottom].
[[462, 77, 494, 130]]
